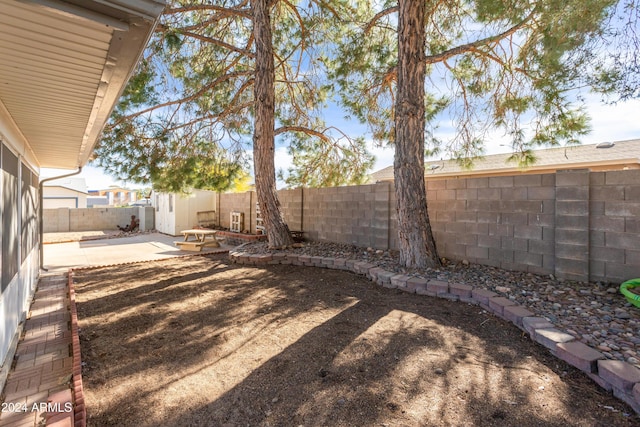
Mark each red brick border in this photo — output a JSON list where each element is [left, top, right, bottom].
[[67, 272, 85, 427], [228, 250, 640, 415], [66, 250, 229, 427]]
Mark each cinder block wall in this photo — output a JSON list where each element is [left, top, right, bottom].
[[279, 188, 303, 231], [302, 183, 391, 248], [219, 192, 252, 231], [589, 170, 640, 283], [426, 173, 557, 276], [208, 168, 640, 283], [43, 207, 140, 232]]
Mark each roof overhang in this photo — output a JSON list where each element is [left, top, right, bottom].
[[0, 0, 164, 169], [424, 158, 640, 179]]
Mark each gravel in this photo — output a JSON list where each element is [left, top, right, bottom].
[[241, 240, 640, 368]]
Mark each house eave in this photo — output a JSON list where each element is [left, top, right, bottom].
[[0, 0, 165, 170]]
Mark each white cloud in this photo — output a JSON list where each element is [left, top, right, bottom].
[[582, 96, 640, 144], [368, 96, 640, 173]]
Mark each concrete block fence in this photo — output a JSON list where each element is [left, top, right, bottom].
[[219, 169, 640, 284], [43, 207, 154, 233], [228, 249, 640, 414]]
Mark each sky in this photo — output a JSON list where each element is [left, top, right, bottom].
[[41, 95, 640, 191]]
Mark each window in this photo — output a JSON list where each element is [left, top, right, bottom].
[[169, 194, 174, 213], [21, 164, 38, 261], [2, 143, 19, 292]]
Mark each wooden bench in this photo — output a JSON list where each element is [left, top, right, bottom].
[[175, 229, 221, 251], [174, 240, 207, 252]]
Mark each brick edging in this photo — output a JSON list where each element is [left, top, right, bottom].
[[228, 250, 640, 414], [67, 271, 85, 427], [65, 250, 229, 427]]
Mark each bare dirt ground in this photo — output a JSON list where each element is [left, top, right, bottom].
[[74, 254, 640, 427]]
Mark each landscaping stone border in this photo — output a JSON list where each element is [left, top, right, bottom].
[[229, 249, 640, 415]]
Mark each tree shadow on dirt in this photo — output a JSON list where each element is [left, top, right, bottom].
[[73, 256, 639, 427]]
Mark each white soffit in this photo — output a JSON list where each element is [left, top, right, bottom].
[[0, 0, 164, 169]]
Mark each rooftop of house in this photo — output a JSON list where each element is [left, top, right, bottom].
[[369, 138, 640, 182], [43, 177, 88, 194]]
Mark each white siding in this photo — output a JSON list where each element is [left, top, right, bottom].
[[0, 117, 40, 386], [43, 186, 87, 208], [155, 190, 217, 236]]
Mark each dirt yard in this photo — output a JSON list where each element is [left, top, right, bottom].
[[74, 254, 640, 427]]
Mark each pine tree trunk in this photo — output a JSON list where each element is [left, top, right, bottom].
[[252, 0, 293, 248], [394, 0, 440, 268]]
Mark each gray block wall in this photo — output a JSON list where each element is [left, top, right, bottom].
[[555, 170, 590, 281], [43, 207, 143, 232], [301, 183, 391, 249], [279, 188, 303, 232], [426, 173, 556, 276], [589, 170, 640, 283], [172, 167, 640, 284], [219, 192, 253, 232]]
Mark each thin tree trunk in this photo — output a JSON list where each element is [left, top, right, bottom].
[[394, 0, 440, 268], [252, 0, 293, 248]]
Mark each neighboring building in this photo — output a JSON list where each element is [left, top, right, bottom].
[[87, 196, 109, 208], [369, 139, 640, 182], [89, 187, 138, 206], [0, 0, 163, 391], [43, 177, 88, 208], [155, 190, 218, 236]]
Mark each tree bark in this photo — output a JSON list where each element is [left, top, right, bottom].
[[252, 0, 293, 248], [394, 0, 440, 268]]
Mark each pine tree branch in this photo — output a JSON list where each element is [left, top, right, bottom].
[[164, 4, 251, 20], [112, 71, 252, 126], [180, 31, 255, 58], [275, 126, 331, 142], [364, 6, 399, 34], [425, 11, 536, 65]]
